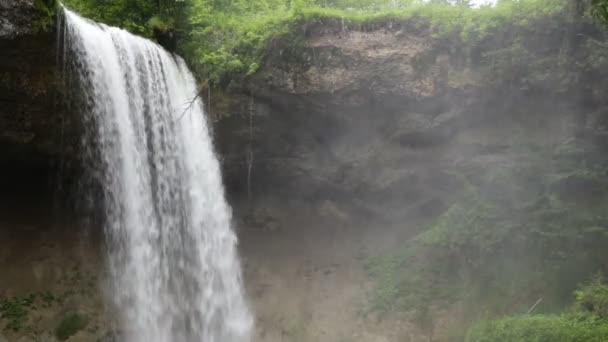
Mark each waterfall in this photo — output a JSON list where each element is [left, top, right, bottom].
[[61, 8, 252, 342]]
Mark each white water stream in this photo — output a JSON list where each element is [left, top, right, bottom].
[[62, 8, 252, 342]]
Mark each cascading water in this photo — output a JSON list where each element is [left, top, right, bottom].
[[61, 8, 252, 342]]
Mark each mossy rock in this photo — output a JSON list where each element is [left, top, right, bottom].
[[33, 0, 57, 33], [55, 312, 88, 341]]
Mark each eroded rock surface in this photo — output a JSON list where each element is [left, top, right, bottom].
[[1, 0, 42, 38], [214, 17, 608, 224], [0, 0, 76, 165]]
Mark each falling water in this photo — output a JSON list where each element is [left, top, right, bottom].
[[61, 8, 252, 342]]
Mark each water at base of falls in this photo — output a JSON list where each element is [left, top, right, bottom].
[[61, 8, 252, 342]]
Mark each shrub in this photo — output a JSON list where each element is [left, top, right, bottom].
[[575, 274, 608, 318], [467, 278, 608, 341], [466, 314, 608, 342], [55, 312, 88, 341]]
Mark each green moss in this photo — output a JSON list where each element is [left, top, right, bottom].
[[33, 0, 57, 33], [0, 292, 67, 333], [55, 312, 88, 341], [0, 294, 38, 332]]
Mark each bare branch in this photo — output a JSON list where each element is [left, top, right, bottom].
[[174, 79, 209, 121], [175, 92, 200, 121], [527, 297, 543, 314]]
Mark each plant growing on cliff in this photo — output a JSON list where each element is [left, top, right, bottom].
[[591, 0, 608, 23], [55, 312, 88, 341], [0, 294, 42, 332], [466, 277, 608, 341], [60, 0, 575, 87], [33, 0, 58, 32], [364, 142, 608, 336], [0, 292, 64, 333], [575, 274, 608, 317]]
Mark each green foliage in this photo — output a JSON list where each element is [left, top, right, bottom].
[[467, 278, 608, 341], [61, 0, 572, 86], [148, 15, 175, 32], [466, 313, 608, 342], [55, 312, 88, 341], [0, 292, 63, 332], [365, 140, 608, 332], [183, 0, 570, 85], [364, 244, 461, 316], [416, 197, 503, 251], [0, 295, 33, 332], [33, 0, 57, 32], [364, 254, 402, 311], [575, 274, 608, 317], [592, 0, 608, 23], [62, 0, 189, 36]]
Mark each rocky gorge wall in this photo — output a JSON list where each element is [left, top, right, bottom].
[[0, 0, 81, 217], [212, 13, 608, 224], [3, 3, 608, 340], [0, 0, 66, 163], [2, 1, 607, 217]]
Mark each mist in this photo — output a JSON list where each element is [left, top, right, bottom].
[[1, 0, 608, 341]]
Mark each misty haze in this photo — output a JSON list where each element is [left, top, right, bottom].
[[1, 0, 608, 341]]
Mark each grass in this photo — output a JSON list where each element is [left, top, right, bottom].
[[55, 312, 88, 340], [0, 292, 65, 332], [0, 296, 33, 332]]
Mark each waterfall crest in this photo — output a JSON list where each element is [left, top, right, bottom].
[[62, 8, 252, 342]]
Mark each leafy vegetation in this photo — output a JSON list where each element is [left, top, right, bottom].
[[466, 277, 608, 341], [33, 0, 58, 32], [467, 313, 608, 342], [55, 312, 88, 340], [575, 274, 608, 317], [364, 138, 608, 339], [60, 0, 577, 87], [0, 270, 96, 337], [61, 0, 189, 35], [0, 295, 34, 332], [0, 292, 61, 332], [592, 0, 608, 23]]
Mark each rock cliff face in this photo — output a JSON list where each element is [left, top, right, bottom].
[[0, 0, 69, 158], [0, 0, 82, 215], [1, 0, 47, 38], [2, 3, 608, 224], [213, 15, 608, 223], [0, 0, 78, 204]]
